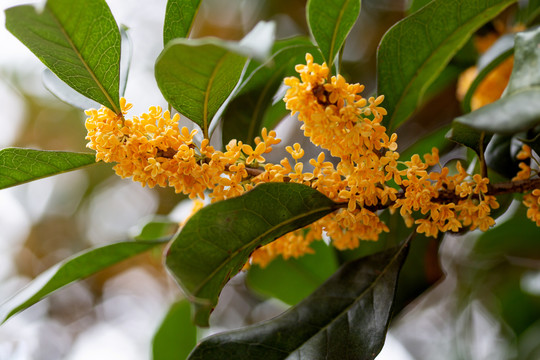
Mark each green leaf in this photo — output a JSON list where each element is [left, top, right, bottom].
[[484, 134, 520, 178], [163, 0, 202, 45], [377, 0, 516, 131], [246, 240, 338, 305], [42, 26, 132, 110], [0, 148, 97, 190], [222, 39, 319, 145], [152, 299, 198, 360], [155, 38, 249, 138], [165, 182, 339, 327], [132, 216, 179, 241], [446, 122, 491, 156], [188, 243, 409, 360], [455, 27, 540, 134], [455, 88, 540, 134], [5, 0, 122, 113], [306, 0, 362, 69], [408, 0, 433, 13], [0, 240, 165, 324]]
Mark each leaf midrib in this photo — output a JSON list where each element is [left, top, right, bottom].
[[288, 239, 409, 356], [203, 53, 228, 138], [190, 202, 338, 298], [46, 3, 120, 114], [328, 0, 351, 68]]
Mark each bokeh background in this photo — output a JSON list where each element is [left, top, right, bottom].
[[1, 0, 540, 359]]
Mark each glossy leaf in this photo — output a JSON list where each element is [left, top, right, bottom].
[[0, 148, 96, 190], [377, 0, 516, 131], [0, 240, 165, 323], [306, 0, 361, 69], [5, 0, 122, 113], [222, 39, 319, 145], [165, 182, 339, 326], [155, 38, 248, 138], [484, 134, 520, 178], [188, 243, 409, 360], [455, 88, 540, 134], [163, 0, 202, 45], [455, 27, 540, 134], [246, 240, 338, 305], [152, 299, 197, 360]]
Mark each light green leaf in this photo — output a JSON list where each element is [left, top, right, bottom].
[[0, 148, 96, 190], [188, 243, 409, 360], [152, 299, 197, 360], [0, 240, 166, 324], [378, 0, 516, 131], [246, 240, 338, 305], [306, 0, 361, 69], [165, 182, 339, 327], [5, 0, 122, 113], [163, 0, 202, 45], [155, 38, 249, 138]]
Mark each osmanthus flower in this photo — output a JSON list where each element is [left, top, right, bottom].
[[84, 53, 539, 269]]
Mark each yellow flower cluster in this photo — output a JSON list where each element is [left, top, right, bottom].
[[514, 144, 540, 226], [84, 53, 539, 268], [85, 99, 279, 201]]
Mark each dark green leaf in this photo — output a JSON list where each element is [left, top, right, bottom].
[[246, 240, 338, 305], [484, 134, 520, 178], [0, 148, 96, 190], [5, 0, 122, 113], [446, 122, 491, 156], [165, 182, 339, 326], [163, 0, 202, 45], [0, 240, 165, 323], [222, 40, 319, 145], [377, 0, 516, 131], [455, 88, 540, 134], [152, 299, 197, 360], [525, 126, 540, 155], [461, 34, 514, 113], [188, 243, 409, 360], [306, 0, 361, 69]]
